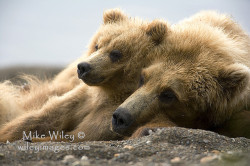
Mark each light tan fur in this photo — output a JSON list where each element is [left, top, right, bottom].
[[1, 10, 249, 142], [0, 9, 168, 142], [0, 49, 90, 128], [112, 11, 250, 138], [0, 81, 24, 125]]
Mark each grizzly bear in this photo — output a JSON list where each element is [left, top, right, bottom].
[[0, 9, 168, 142], [0, 8, 147, 126], [112, 11, 250, 138]]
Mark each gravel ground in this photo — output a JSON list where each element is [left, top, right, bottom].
[[0, 127, 249, 166]]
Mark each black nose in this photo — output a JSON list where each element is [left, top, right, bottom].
[[112, 108, 133, 134], [77, 62, 91, 79]]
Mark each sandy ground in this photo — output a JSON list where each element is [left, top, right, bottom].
[[0, 127, 249, 166]]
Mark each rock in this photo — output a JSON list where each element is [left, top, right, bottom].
[[62, 155, 77, 164], [200, 155, 218, 163], [80, 156, 90, 165], [203, 139, 210, 143], [0, 153, 4, 158], [114, 153, 120, 157], [123, 145, 134, 150], [148, 129, 154, 135], [170, 157, 181, 163], [211, 150, 220, 154], [81, 156, 89, 160]]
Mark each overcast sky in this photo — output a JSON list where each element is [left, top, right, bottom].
[[0, 0, 249, 68]]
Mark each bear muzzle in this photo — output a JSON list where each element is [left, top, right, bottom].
[[77, 62, 105, 85], [77, 62, 91, 79], [112, 108, 134, 136]]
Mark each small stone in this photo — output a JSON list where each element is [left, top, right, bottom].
[[146, 140, 151, 144], [123, 145, 134, 150], [200, 155, 217, 163], [0, 153, 4, 158], [148, 129, 153, 135], [203, 139, 210, 143], [83, 145, 91, 150], [81, 155, 88, 160], [62, 155, 76, 164], [170, 157, 181, 163], [211, 150, 220, 154], [114, 153, 120, 157]]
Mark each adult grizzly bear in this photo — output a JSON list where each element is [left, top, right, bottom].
[[112, 11, 250, 138], [0, 9, 168, 142]]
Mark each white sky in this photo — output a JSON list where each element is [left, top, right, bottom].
[[0, 0, 249, 67]]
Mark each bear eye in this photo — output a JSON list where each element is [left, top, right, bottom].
[[159, 89, 177, 103], [139, 75, 144, 88], [109, 50, 122, 62], [95, 44, 98, 51]]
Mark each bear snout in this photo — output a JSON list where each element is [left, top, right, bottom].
[[112, 108, 134, 135], [77, 62, 91, 79]]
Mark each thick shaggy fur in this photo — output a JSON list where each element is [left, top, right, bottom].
[[0, 81, 24, 125], [113, 11, 250, 138], [0, 9, 168, 142], [0, 51, 86, 126]]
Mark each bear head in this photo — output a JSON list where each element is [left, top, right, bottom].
[[111, 21, 250, 136], [77, 9, 169, 91]]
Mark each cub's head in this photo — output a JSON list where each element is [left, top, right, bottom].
[[111, 23, 250, 136], [77, 9, 168, 86]]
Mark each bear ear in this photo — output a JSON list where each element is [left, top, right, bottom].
[[146, 20, 169, 45], [103, 8, 127, 24], [217, 63, 250, 98]]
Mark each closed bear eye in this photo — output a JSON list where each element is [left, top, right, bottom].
[[109, 50, 122, 62], [95, 44, 98, 51], [159, 89, 177, 103]]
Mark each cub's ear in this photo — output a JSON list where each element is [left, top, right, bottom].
[[146, 20, 169, 45], [217, 63, 250, 98], [103, 8, 127, 24]]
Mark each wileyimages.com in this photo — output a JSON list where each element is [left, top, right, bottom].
[[17, 142, 90, 153]]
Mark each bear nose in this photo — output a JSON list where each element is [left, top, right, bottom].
[[77, 62, 91, 79], [112, 108, 134, 134]]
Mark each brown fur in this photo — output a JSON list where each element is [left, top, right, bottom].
[[0, 49, 92, 127], [1, 10, 249, 142], [0, 8, 139, 125], [213, 110, 250, 138], [0, 81, 24, 125], [112, 11, 250, 138], [0, 9, 168, 142]]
